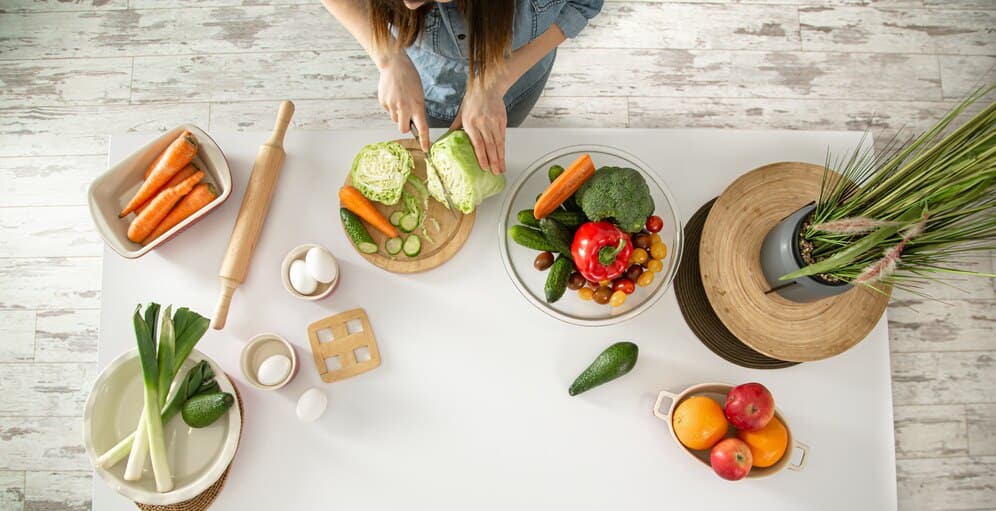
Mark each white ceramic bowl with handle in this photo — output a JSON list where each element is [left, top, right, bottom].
[[83, 349, 241, 505], [652, 382, 808, 479]]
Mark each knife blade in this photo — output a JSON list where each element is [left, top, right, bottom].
[[411, 120, 459, 217]]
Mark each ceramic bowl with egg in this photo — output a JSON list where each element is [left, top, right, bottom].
[[240, 333, 298, 390], [281, 244, 339, 300]]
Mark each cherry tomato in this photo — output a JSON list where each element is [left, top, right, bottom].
[[650, 242, 667, 260], [633, 233, 652, 250], [625, 264, 644, 282], [650, 233, 662, 245], [613, 278, 636, 295], [647, 259, 663, 273], [637, 271, 655, 287], [609, 290, 627, 307], [630, 248, 649, 265], [578, 287, 594, 301], [586, 278, 600, 289], [645, 215, 663, 233], [593, 286, 613, 305], [534, 251, 554, 271], [567, 272, 586, 290]]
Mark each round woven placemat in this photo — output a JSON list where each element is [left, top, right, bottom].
[[675, 199, 798, 369], [136, 377, 244, 511]]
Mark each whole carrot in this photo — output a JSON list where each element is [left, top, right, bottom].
[[120, 131, 197, 217], [534, 153, 595, 219], [127, 171, 204, 243], [141, 183, 218, 245], [339, 185, 399, 238], [135, 164, 199, 215], [143, 150, 166, 180]]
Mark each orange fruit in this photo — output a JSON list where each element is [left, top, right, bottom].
[[736, 416, 788, 468], [672, 396, 729, 450]]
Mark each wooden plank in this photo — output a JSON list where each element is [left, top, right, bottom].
[[23, 471, 90, 511], [888, 299, 996, 353], [546, 49, 731, 97], [522, 97, 629, 127], [34, 310, 99, 364], [939, 55, 996, 100], [891, 252, 994, 301], [892, 351, 996, 406], [924, 0, 996, 10], [131, 51, 378, 103], [730, 51, 942, 100], [0, 311, 34, 363], [0, 471, 23, 511], [0, 258, 101, 310], [0, 363, 94, 417], [0, 4, 356, 60], [209, 99, 384, 130], [0, 58, 131, 107], [897, 456, 996, 511], [0, 103, 210, 157], [893, 405, 968, 459], [0, 0, 126, 12], [130, 0, 312, 6], [801, 7, 996, 56], [0, 418, 88, 471], [573, 3, 801, 51], [0, 207, 102, 258], [0, 156, 105, 207], [967, 404, 996, 456]]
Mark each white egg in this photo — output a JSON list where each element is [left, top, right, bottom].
[[296, 388, 327, 422], [256, 354, 291, 386], [288, 259, 318, 295], [305, 246, 337, 284]]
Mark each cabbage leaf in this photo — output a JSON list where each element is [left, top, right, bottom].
[[350, 141, 414, 205], [425, 130, 506, 214]]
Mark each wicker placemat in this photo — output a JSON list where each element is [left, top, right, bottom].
[[136, 377, 244, 511], [674, 199, 798, 369]]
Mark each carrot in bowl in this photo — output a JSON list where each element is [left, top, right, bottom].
[[339, 185, 399, 238], [120, 131, 198, 217], [141, 182, 218, 245], [135, 164, 199, 214], [534, 153, 595, 220], [127, 171, 204, 243]]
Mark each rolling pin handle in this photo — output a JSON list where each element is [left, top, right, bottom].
[[211, 279, 238, 330], [267, 100, 295, 148]]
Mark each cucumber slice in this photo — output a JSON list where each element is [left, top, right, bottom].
[[399, 212, 419, 233], [402, 235, 422, 257], [389, 210, 405, 227], [385, 237, 403, 256]]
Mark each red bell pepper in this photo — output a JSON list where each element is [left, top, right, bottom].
[[571, 221, 633, 282]]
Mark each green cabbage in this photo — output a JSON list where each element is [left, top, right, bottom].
[[350, 141, 413, 205], [425, 130, 506, 214]]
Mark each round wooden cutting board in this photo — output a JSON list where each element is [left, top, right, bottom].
[[698, 162, 890, 362], [340, 138, 475, 274]]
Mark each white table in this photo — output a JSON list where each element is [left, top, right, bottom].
[[96, 129, 897, 510]]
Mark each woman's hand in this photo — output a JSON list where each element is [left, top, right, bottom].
[[377, 51, 430, 152], [451, 80, 508, 174]]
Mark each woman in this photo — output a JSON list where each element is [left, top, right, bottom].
[[322, 0, 603, 174]]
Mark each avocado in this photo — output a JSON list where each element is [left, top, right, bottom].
[[181, 392, 234, 428], [569, 342, 639, 396]]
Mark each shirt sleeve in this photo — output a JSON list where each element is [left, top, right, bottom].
[[555, 0, 604, 39]]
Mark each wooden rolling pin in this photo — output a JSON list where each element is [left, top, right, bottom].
[[211, 100, 295, 330]]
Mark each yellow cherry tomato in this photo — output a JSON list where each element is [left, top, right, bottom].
[[637, 271, 655, 287], [630, 248, 649, 265], [650, 242, 667, 260], [609, 290, 627, 307], [647, 258, 663, 273], [578, 287, 594, 301], [650, 233, 662, 245]]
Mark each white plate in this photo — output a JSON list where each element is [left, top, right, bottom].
[[83, 349, 242, 505]]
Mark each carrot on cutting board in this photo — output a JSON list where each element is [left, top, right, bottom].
[[119, 131, 198, 217], [127, 171, 204, 243], [533, 153, 595, 220], [135, 164, 199, 214], [339, 185, 399, 238], [141, 182, 218, 245]]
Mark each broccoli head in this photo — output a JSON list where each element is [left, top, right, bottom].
[[575, 166, 655, 233]]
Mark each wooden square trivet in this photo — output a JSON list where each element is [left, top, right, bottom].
[[306, 308, 381, 383]]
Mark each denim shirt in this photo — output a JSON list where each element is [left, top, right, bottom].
[[404, 0, 603, 121]]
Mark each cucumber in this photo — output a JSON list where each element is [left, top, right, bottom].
[[509, 225, 555, 252], [569, 342, 639, 396], [547, 210, 587, 229], [517, 209, 540, 227], [385, 237, 403, 256], [181, 392, 234, 428], [402, 235, 422, 257], [399, 212, 419, 233], [544, 255, 573, 303], [389, 210, 405, 227], [548, 164, 565, 182], [539, 217, 573, 256], [340, 208, 378, 254]]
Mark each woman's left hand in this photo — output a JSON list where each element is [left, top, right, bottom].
[[451, 81, 508, 174]]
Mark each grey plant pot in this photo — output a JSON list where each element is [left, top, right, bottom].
[[760, 204, 852, 303]]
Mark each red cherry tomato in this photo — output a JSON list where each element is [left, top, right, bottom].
[[612, 278, 636, 295], [645, 215, 663, 233]]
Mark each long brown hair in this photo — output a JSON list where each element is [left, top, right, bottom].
[[369, 0, 515, 88]]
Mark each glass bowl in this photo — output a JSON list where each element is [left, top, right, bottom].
[[498, 145, 683, 326]]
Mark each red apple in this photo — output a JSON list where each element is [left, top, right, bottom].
[[710, 438, 753, 481], [724, 382, 775, 432]]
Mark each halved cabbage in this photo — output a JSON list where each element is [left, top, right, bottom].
[[350, 141, 413, 205], [425, 130, 506, 214]]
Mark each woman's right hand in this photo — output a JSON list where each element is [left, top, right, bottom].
[[377, 51, 430, 152]]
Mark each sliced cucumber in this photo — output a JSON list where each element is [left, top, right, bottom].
[[402, 235, 422, 257], [399, 212, 419, 233], [389, 210, 405, 227], [341, 208, 378, 254], [385, 237, 403, 256]]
